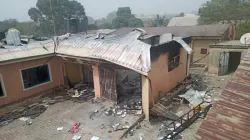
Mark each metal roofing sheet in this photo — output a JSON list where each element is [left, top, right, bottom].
[[0, 40, 54, 62], [56, 30, 151, 75], [113, 24, 231, 37], [196, 49, 250, 140]]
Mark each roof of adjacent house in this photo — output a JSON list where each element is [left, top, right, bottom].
[[196, 49, 250, 140], [210, 40, 250, 48], [113, 24, 231, 38], [167, 14, 199, 26]]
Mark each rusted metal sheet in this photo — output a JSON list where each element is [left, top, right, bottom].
[[99, 67, 117, 102], [196, 49, 250, 140]]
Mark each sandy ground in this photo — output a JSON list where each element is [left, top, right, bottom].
[[0, 68, 232, 140]]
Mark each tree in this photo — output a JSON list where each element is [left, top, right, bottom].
[[0, 19, 37, 36], [112, 7, 144, 28], [16, 21, 37, 36], [99, 23, 113, 29], [0, 19, 18, 31], [28, 0, 88, 36], [87, 16, 95, 24], [178, 12, 185, 17], [88, 24, 98, 30], [106, 11, 117, 23], [236, 21, 250, 39], [198, 0, 250, 24]]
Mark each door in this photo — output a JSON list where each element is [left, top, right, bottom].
[[219, 52, 229, 76], [99, 67, 117, 102]]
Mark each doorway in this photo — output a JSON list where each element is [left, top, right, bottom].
[[116, 70, 142, 108], [219, 51, 241, 76], [228, 52, 241, 73]]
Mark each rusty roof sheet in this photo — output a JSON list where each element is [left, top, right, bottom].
[[113, 24, 231, 37], [196, 49, 250, 140], [56, 30, 151, 75]]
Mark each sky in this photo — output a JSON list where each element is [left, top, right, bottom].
[[0, 0, 209, 21]]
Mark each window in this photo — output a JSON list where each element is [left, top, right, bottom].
[[201, 48, 208, 54], [21, 64, 51, 89], [168, 48, 180, 72], [0, 75, 6, 97]]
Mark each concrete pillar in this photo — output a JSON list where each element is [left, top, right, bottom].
[[141, 75, 150, 120], [92, 64, 101, 98]]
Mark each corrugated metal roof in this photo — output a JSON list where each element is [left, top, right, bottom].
[[0, 30, 192, 75], [196, 49, 250, 140], [0, 40, 54, 62], [210, 40, 250, 48], [113, 24, 231, 37], [56, 30, 151, 75], [167, 14, 199, 26]]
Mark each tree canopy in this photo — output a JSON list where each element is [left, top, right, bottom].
[[0, 19, 37, 36], [28, 0, 88, 36], [198, 0, 250, 24], [112, 7, 144, 28]]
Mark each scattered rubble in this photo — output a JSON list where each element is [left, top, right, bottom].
[[72, 135, 81, 140], [0, 91, 71, 126], [57, 127, 64, 131], [179, 89, 212, 108], [68, 83, 95, 103], [90, 136, 102, 140], [69, 123, 80, 133]]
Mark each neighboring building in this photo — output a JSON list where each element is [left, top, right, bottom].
[[0, 29, 192, 120], [208, 40, 249, 75], [167, 14, 199, 27], [196, 48, 250, 140], [113, 24, 235, 65]]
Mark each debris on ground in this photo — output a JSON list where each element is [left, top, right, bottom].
[[90, 136, 102, 140], [179, 88, 212, 108], [72, 135, 81, 140], [57, 127, 64, 131], [69, 123, 80, 133], [117, 77, 142, 112], [0, 88, 71, 126], [68, 83, 95, 103]]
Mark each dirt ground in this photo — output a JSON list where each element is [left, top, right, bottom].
[[0, 68, 232, 140]]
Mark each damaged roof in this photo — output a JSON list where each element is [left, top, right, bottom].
[[196, 49, 250, 140], [0, 29, 191, 75], [56, 30, 151, 75], [113, 24, 231, 37]]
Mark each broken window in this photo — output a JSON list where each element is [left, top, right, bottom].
[[0, 75, 5, 97], [168, 48, 180, 72], [21, 64, 51, 89], [200, 48, 208, 54]]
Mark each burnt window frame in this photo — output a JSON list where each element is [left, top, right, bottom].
[[168, 48, 180, 72], [20, 64, 52, 90]]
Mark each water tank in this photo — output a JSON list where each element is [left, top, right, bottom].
[[6, 28, 21, 46]]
